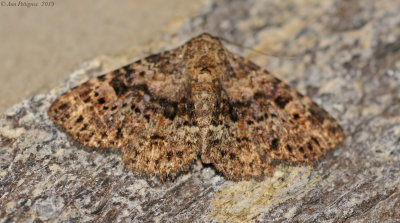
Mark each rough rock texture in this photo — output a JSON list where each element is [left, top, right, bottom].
[[1, 0, 400, 222]]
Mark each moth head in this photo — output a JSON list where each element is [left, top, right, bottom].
[[184, 33, 229, 70]]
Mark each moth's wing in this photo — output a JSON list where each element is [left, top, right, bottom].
[[207, 54, 344, 181], [48, 48, 199, 178]]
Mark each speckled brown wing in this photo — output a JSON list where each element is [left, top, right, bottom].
[[49, 33, 344, 181], [48, 48, 200, 179], [205, 53, 344, 181]]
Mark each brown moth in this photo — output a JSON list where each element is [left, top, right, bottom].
[[48, 33, 344, 181]]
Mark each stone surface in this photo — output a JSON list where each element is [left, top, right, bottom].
[[1, 0, 400, 222]]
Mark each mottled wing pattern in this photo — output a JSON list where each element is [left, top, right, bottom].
[[206, 53, 344, 180], [49, 33, 344, 181], [49, 47, 200, 178]]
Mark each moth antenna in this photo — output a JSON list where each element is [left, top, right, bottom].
[[216, 36, 298, 61]]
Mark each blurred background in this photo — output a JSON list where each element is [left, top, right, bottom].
[[0, 0, 203, 112]]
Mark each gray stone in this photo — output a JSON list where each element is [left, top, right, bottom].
[[1, 0, 399, 222]]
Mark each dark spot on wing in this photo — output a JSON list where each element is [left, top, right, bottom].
[[133, 84, 150, 95], [150, 134, 165, 140], [309, 103, 327, 124], [97, 74, 106, 81], [236, 137, 249, 143], [58, 103, 68, 110], [271, 138, 279, 150], [229, 108, 239, 122], [98, 98, 106, 104], [177, 151, 183, 158], [312, 137, 320, 146], [159, 99, 177, 120], [254, 92, 265, 101], [145, 54, 162, 63], [116, 127, 123, 139], [134, 108, 141, 114], [75, 115, 84, 123], [286, 145, 292, 153], [307, 143, 313, 151], [80, 124, 88, 131], [274, 95, 292, 109], [220, 150, 227, 157], [211, 138, 220, 146], [110, 76, 129, 96], [167, 151, 173, 161]]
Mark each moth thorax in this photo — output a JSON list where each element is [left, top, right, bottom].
[[192, 72, 218, 129]]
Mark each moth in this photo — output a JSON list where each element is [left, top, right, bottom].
[[48, 33, 344, 181]]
